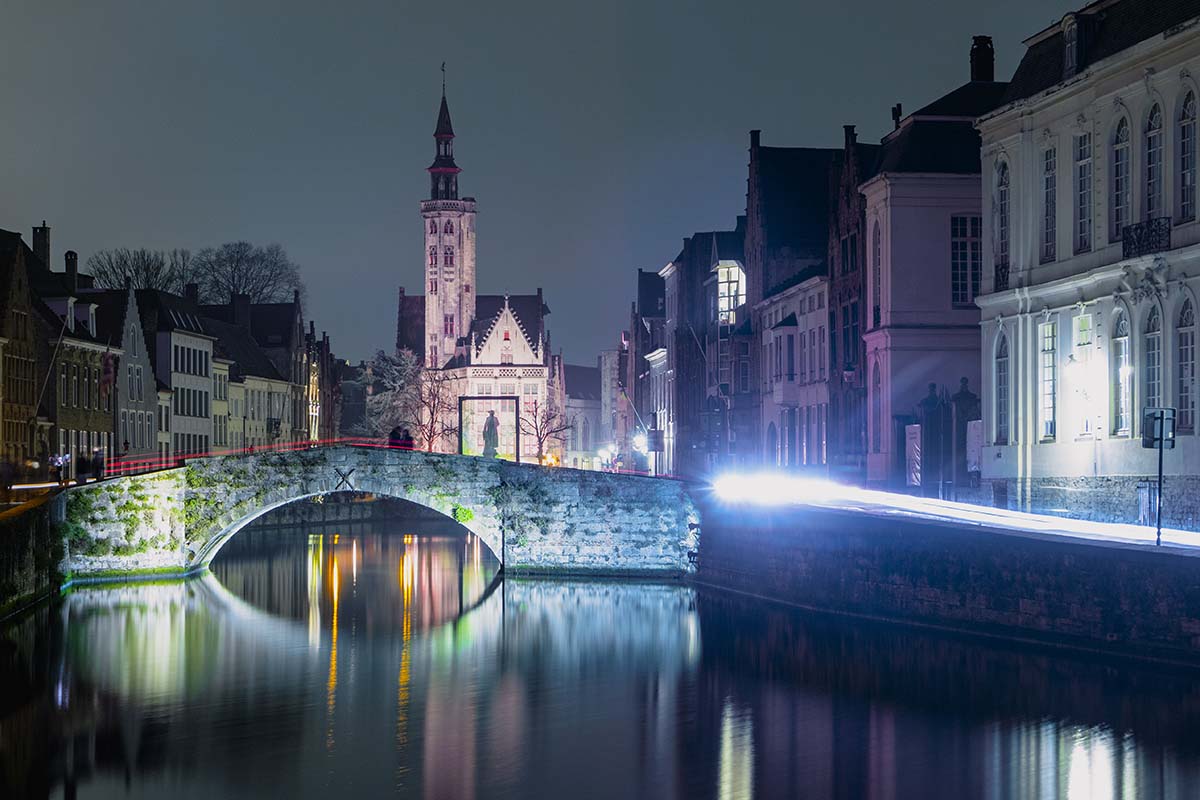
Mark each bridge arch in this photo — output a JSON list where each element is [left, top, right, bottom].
[[194, 488, 502, 568], [55, 444, 700, 581]]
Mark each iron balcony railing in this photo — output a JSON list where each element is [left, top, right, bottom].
[[1123, 217, 1172, 259], [994, 262, 1010, 292]]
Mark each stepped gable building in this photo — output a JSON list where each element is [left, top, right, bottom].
[[976, 0, 1200, 521], [85, 286, 158, 461], [861, 36, 1008, 489], [395, 85, 561, 460]]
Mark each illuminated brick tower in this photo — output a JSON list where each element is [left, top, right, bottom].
[[421, 81, 477, 368]]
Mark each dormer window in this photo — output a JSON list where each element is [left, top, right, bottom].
[[1063, 19, 1079, 79]]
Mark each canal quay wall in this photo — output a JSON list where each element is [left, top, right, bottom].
[[43, 446, 699, 584], [0, 497, 57, 617], [695, 500, 1200, 664]]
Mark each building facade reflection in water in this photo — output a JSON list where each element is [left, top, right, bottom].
[[1, 496, 1200, 798]]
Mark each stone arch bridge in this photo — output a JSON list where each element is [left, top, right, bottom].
[[53, 445, 700, 581]]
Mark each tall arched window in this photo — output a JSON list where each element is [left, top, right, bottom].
[[994, 162, 1010, 289], [428, 246, 437, 267], [444, 220, 454, 235], [766, 422, 778, 466], [1179, 299, 1195, 433], [1146, 105, 1164, 219], [1145, 306, 1162, 409], [871, 362, 881, 452], [1112, 311, 1131, 435], [1112, 118, 1131, 240], [871, 222, 881, 326], [995, 333, 1009, 445], [443, 246, 455, 267], [1181, 92, 1197, 222], [581, 417, 590, 451], [429, 220, 437, 234]]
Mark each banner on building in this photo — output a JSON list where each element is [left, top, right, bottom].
[[458, 396, 520, 461], [965, 419, 983, 475], [905, 424, 921, 487]]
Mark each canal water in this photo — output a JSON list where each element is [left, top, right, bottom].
[[4, 497, 1200, 799]]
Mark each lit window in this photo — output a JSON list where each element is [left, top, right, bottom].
[[1040, 320, 1057, 440], [1112, 311, 1131, 436]]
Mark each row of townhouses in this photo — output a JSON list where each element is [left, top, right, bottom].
[[616, 0, 1200, 526], [0, 223, 341, 481]]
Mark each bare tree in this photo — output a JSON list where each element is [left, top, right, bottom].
[[359, 349, 421, 437], [192, 241, 305, 304], [404, 368, 460, 452], [519, 399, 573, 463], [86, 248, 188, 292]]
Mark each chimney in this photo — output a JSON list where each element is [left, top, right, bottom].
[[891, 103, 903, 130], [750, 129, 761, 151], [232, 293, 252, 329], [843, 124, 857, 150], [971, 36, 995, 82], [32, 221, 50, 267], [184, 283, 199, 304], [65, 251, 78, 292]]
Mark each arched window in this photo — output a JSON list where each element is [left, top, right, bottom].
[[443, 246, 455, 267], [1112, 311, 1131, 435], [871, 222, 881, 326], [870, 362, 881, 452], [1145, 306, 1162, 409], [1181, 92, 1197, 222], [1111, 118, 1131, 240], [429, 220, 437, 234], [1179, 299, 1195, 433], [444, 220, 454, 235], [766, 422, 778, 466], [995, 333, 1009, 445], [1146, 104, 1164, 219], [428, 246, 437, 267], [581, 417, 590, 451], [994, 162, 1010, 289]]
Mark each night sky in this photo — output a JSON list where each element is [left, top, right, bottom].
[[0, 0, 1076, 363]]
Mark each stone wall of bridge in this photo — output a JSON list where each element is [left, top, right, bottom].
[[53, 446, 699, 580], [696, 499, 1200, 663]]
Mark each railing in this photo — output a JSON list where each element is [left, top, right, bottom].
[[994, 262, 1010, 292], [1122, 217, 1172, 259]]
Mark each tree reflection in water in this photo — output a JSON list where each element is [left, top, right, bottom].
[[1, 496, 1199, 799]]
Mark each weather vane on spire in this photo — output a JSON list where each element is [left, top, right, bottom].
[[441, 61, 446, 96]]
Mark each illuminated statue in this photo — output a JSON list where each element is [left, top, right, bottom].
[[482, 410, 499, 458]]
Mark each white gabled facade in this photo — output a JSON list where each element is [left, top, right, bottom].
[[976, 2, 1200, 521]]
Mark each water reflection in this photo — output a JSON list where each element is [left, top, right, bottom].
[[2, 499, 1200, 798]]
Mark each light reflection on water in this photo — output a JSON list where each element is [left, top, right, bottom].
[[1, 498, 1200, 799]]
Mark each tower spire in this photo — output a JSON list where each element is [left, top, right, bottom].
[[429, 71, 460, 200]]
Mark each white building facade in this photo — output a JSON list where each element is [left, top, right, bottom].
[[755, 276, 830, 469], [977, 0, 1200, 522]]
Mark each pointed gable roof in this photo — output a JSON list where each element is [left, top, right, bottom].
[[470, 293, 549, 353]]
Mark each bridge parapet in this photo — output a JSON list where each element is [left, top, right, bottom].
[[54, 446, 699, 581]]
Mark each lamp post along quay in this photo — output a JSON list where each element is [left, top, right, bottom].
[[1141, 407, 1176, 546]]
